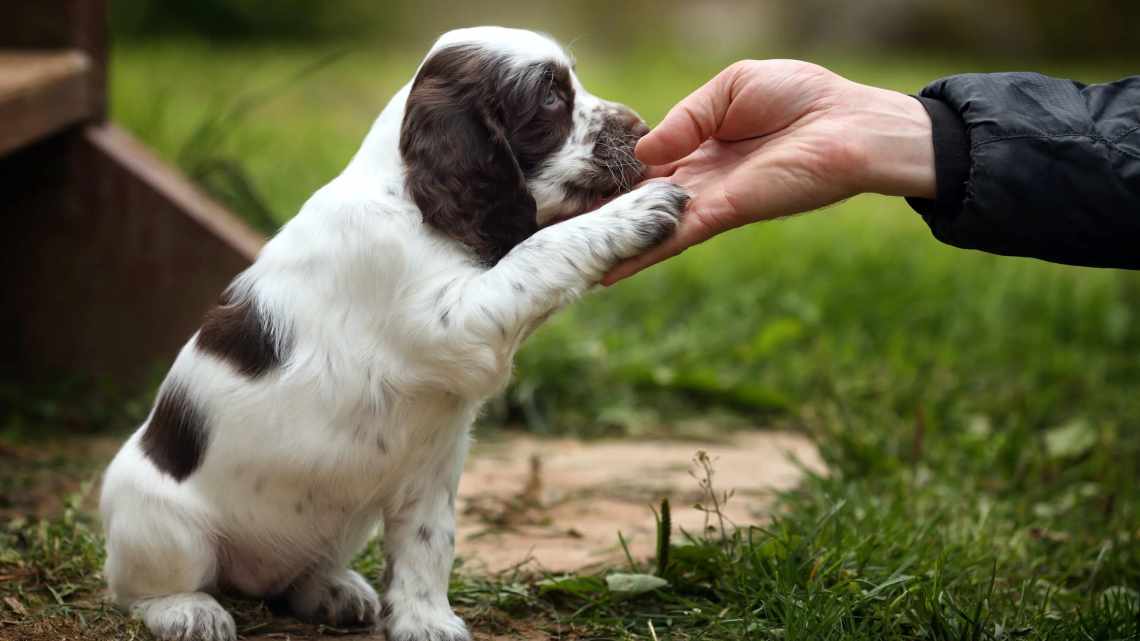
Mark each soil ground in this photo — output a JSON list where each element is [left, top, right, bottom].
[[456, 432, 823, 574]]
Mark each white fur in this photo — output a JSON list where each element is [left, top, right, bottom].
[[100, 26, 686, 641]]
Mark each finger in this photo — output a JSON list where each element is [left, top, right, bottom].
[[634, 64, 740, 166]]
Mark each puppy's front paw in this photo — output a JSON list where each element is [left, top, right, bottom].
[[613, 181, 690, 253], [383, 599, 470, 641], [628, 180, 691, 221], [287, 569, 381, 628]]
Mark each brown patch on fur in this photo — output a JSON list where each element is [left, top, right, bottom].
[[508, 62, 575, 177], [399, 44, 575, 265], [198, 288, 284, 377], [562, 107, 649, 211], [140, 383, 207, 482]]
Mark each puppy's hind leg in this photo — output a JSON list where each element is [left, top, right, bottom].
[[103, 501, 235, 641]]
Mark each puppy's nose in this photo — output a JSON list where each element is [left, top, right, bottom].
[[610, 106, 649, 139]]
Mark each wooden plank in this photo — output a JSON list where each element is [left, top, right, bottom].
[[86, 125, 266, 262], [0, 0, 106, 120], [0, 124, 265, 386], [0, 50, 92, 156]]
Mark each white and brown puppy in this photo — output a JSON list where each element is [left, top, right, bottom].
[[100, 26, 687, 641]]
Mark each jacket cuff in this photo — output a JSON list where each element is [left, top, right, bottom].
[[905, 96, 970, 218]]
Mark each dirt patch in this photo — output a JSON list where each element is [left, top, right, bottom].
[[0, 436, 120, 520], [456, 431, 823, 574]]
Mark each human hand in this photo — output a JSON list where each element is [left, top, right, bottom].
[[603, 59, 936, 284]]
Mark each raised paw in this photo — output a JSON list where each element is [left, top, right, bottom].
[[610, 181, 690, 253], [627, 180, 691, 222], [135, 592, 237, 641], [287, 569, 381, 628]]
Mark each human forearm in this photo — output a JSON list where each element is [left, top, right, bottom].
[[906, 73, 1140, 268], [846, 84, 937, 200]]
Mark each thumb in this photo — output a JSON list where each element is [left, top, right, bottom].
[[635, 65, 737, 166]]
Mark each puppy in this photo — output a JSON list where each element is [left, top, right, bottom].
[[100, 26, 688, 641]]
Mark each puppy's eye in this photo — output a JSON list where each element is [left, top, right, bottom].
[[543, 89, 563, 109]]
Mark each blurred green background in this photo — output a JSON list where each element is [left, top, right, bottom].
[[104, 0, 1140, 442]]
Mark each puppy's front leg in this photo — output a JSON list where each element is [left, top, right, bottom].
[[420, 181, 687, 397], [465, 181, 689, 336], [381, 448, 468, 641]]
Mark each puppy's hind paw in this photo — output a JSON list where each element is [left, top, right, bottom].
[[287, 569, 381, 628], [134, 592, 236, 641]]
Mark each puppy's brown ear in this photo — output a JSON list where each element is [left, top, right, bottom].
[[400, 45, 538, 265]]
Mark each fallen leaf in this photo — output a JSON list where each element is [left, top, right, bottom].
[[606, 573, 669, 595], [537, 575, 606, 597]]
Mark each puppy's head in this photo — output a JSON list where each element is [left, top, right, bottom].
[[399, 27, 649, 264]]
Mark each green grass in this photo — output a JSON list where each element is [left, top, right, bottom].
[[1, 42, 1137, 640]]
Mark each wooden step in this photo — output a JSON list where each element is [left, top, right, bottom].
[[0, 50, 92, 156]]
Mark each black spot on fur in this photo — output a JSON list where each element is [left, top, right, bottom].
[[635, 216, 678, 248], [635, 190, 689, 248], [140, 383, 207, 482], [656, 188, 692, 214], [478, 304, 506, 338], [380, 597, 394, 619], [584, 236, 601, 261], [417, 525, 433, 545], [433, 280, 452, 307], [382, 557, 395, 590], [294, 501, 305, 515], [198, 287, 285, 377]]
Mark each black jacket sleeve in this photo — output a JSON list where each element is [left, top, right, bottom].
[[905, 73, 1140, 269]]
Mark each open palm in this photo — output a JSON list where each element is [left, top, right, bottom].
[[604, 60, 933, 284]]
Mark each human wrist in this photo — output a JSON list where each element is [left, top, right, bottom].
[[848, 86, 937, 199]]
